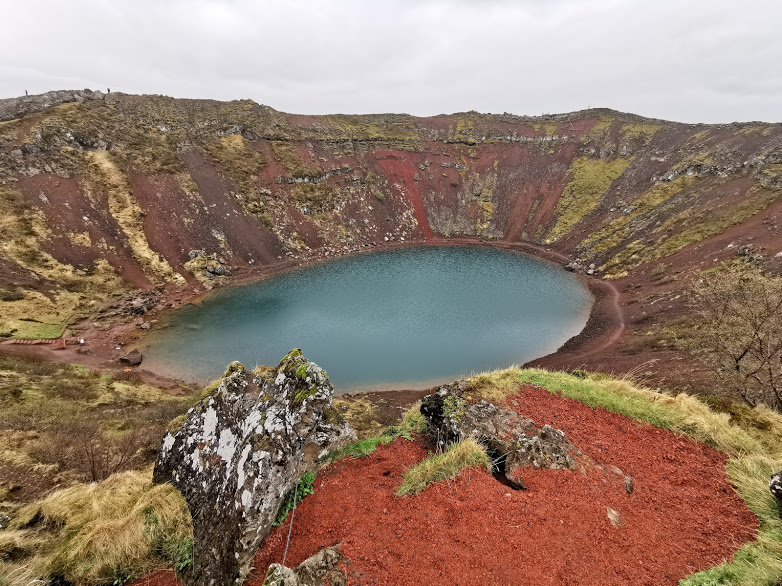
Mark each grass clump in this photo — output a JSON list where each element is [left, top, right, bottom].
[[546, 156, 632, 242], [464, 366, 527, 402], [1, 471, 192, 585], [396, 438, 490, 496], [325, 406, 427, 462], [273, 471, 315, 526]]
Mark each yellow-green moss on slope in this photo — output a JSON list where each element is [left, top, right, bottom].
[[204, 134, 265, 194], [0, 185, 127, 338], [581, 175, 697, 256], [464, 168, 498, 238], [546, 157, 632, 242], [644, 187, 781, 262], [582, 117, 614, 143], [620, 123, 661, 143], [270, 141, 313, 177], [323, 115, 419, 145], [532, 121, 559, 136], [600, 185, 782, 275], [87, 151, 185, 286]]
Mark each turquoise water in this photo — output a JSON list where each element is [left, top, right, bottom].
[[143, 246, 592, 390]]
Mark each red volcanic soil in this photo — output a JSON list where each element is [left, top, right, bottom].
[[133, 385, 756, 586]]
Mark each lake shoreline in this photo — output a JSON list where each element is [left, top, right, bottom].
[[0, 238, 619, 399]]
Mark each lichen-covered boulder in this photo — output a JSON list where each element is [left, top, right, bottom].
[[421, 382, 578, 489], [153, 349, 336, 586]]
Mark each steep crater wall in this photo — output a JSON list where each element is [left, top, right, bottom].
[[1, 91, 781, 390]]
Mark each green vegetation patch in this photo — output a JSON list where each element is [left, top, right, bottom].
[[601, 185, 782, 275], [396, 438, 490, 496], [620, 123, 661, 143], [325, 406, 427, 463], [204, 134, 266, 194], [582, 117, 614, 143], [270, 141, 315, 177], [546, 156, 632, 242], [324, 115, 419, 145], [645, 187, 781, 263], [0, 185, 129, 338], [532, 121, 559, 136], [274, 471, 316, 526], [581, 175, 697, 256]]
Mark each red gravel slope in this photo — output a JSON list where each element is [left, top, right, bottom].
[[133, 384, 756, 585]]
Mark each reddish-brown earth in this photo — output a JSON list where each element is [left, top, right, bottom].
[[130, 384, 756, 586]]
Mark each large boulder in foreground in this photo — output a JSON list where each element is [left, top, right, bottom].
[[421, 381, 578, 489], [153, 349, 339, 586]]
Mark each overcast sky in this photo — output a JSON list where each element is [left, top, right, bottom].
[[2, 0, 780, 123]]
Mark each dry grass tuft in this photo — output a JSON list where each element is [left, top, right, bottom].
[[464, 366, 524, 402], [3, 470, 191, 585], [396, 438, 490, 496]]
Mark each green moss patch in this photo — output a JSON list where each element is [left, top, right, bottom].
[[546, 157, 632, 242]]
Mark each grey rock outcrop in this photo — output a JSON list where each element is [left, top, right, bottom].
[[0, 89, 105, 122], [301, 417, 357, 474], [263, 546, 346, 586], [421, 381, 578, 489], [153, 349, 339, 586]]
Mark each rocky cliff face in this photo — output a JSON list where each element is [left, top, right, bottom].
[[0, 91, 780, 385]]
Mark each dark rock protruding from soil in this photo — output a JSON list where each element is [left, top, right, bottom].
[[263, 546, 346, 586], [153, 349, 338, 586], [421, 382, 578, 488], [119, 348, 143, 366]]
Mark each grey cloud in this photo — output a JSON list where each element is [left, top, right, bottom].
[[1, 0, 780, 122]]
